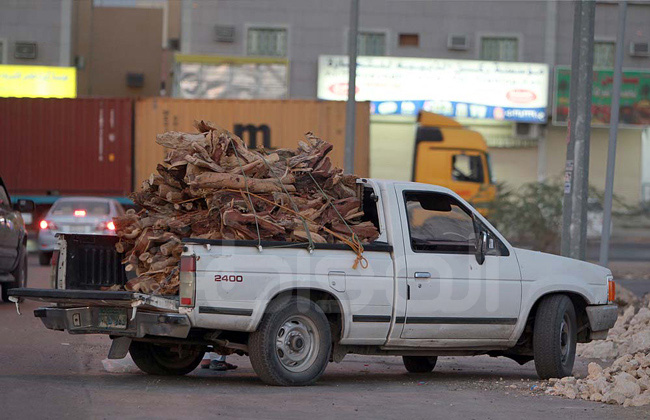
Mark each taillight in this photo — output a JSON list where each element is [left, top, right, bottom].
[[74, 209, 86, 217], [40, 220, 57, 230], [97, 221, 116, 232], [608, 279, 616, 303], [180, 255, 196, 307]]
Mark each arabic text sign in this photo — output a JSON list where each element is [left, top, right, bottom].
[[317, 55, 549, 122], [0, 65, 76, 98], [553, 66, 650, 126]]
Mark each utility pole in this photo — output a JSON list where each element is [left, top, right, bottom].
[[561, 0, 596, 260], [599, 0, 627, 267], [344, 0, 359, 174]]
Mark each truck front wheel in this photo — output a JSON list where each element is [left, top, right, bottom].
[[402, 356, 438, 373], [533, 294, 577, 379], [248, 296, 331, 386], [129, 341, 205, 376]]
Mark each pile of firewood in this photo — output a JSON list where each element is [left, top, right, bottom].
[[112, 121, 379, 295]]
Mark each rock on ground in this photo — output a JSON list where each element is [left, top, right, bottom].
[[544, 354, 650, 406], [577, 284, 650, 360]]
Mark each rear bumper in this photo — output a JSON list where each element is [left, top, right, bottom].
[[34, 306, 191, 338], [586, 304, 618, 332]]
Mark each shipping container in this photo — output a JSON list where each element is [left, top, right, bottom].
[[134, 98, 370, 190], [0, 98, 133, 197]]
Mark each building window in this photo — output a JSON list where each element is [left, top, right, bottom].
[[399, 33, 419, 47], [594, 41, 615, 68], [357, 31, 386, 56], [480, 37, 518, 61], [247, 27, 287, 57]]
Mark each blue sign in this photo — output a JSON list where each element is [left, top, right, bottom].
[[371, 100, 546, 123]]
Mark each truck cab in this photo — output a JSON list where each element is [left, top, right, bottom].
[[412, 111, 495, 215]]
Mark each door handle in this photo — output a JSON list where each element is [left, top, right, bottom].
[[414, 272, 431, 279]]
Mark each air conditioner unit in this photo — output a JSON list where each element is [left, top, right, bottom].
[[513, 123, 541, 140], [14, 42, 37, 59], [447, 34, 469, 51], [126, 73, 145, 88], [630, 41, 649, 57], [215, 25, 236, 43]]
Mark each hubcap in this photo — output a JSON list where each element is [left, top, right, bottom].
[[275, 315, 319, 373], [559, 314, 571, 364]]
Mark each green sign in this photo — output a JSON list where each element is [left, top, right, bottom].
[[553, 66, 650, 126]]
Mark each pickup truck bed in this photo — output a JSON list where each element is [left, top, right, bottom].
[[10, 234, 188, 339]]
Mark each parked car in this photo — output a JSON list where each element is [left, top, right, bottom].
[[0, 177, 34, 302], [37, 197, 125, 265], [11, 179, 617, 386]]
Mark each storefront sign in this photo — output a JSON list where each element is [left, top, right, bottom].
[[0, 65, 76, 98], [553, 66, 650, 126], [317, 55, 549, 123]]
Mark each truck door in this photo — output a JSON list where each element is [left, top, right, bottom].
[[395, 185, 521, 340]]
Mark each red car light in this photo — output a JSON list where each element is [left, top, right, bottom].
[[74, 209, 86, 217], [40, 220, 57, 230], [106, 221, 116, 231]]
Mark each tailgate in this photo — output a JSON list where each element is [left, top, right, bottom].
[[8, 288, 179, 312]]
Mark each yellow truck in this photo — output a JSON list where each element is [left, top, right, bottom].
[[412, 111, 495, 215]]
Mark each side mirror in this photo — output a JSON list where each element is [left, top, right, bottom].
[[475, 231, 488, 265], [14, 199, 35, 213]]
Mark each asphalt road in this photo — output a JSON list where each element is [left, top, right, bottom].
[[1, 257, 649, 419]]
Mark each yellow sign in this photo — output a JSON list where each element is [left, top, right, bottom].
[[0, 65, 76, 98]]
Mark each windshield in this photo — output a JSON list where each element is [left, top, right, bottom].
[[51, 200, 110, 216], [485, 153, 495, 184]]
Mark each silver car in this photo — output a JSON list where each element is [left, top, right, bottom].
[[37, 197, 125, 265]]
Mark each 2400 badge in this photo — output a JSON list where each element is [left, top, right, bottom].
[[214, 274, 243, 282]]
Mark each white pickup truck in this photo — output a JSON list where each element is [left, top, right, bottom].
[[9, 179, 618, 386]]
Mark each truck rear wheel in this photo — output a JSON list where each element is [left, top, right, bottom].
[[402, 356, 438, 373], [533, 294, 577, 379], [129, 341, 205, 376], [248, 296, 331, 386]]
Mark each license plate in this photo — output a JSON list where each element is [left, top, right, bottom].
[[67, 225, 89, 233], [97, 308, 128, 329]]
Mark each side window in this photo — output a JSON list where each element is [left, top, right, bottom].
[[452, 154, 484, 183], [405, 192, 476, 253], [0, 185, 10, 210]]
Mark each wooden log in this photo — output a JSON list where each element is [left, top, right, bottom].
[[191, 172, 296, 193]]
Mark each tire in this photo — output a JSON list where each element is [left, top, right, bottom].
[[129, 341, 205, 376], [533, 294, 577, 379], [248, 296, 331, 386], [2, 247, 27, 302], [39, 252, 52, 266], [402, 356, 438, 373]]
